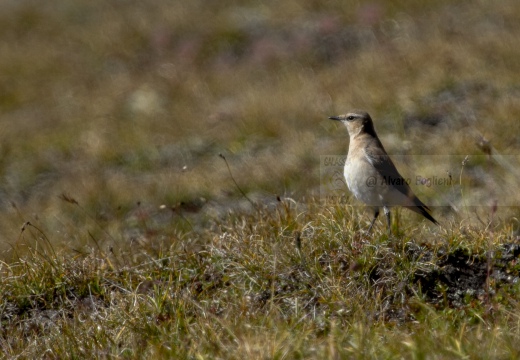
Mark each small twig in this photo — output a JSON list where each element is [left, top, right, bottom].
[[459, 156, 469, 219], [169, 205, 194, 231], [219, 153, 257, 210], [19, 221, 59, 270], [59, 192, 118, 243], [59, 193, 79, 205], [23, 221, 57, 258], [295, 231, 307, 269], [295, 231, 302, 253]]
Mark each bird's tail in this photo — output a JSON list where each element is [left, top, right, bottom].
[[405, 204, 439, 225]]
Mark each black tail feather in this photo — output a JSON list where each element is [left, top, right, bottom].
[[405, 205, 439, 225]]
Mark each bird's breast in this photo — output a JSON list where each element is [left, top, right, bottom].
[[344, 155, 383, 206]]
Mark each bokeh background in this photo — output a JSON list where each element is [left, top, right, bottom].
[[1, 0, 520, 251]]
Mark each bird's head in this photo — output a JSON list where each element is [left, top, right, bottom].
[[329, 110, 376, 138]]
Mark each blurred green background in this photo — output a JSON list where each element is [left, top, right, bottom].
[[1, 0, 520, 250]]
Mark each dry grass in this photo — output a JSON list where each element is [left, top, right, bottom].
[[2, 200, 520, 358], [1, 0, 520, 358]]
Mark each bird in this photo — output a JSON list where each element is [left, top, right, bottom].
[[329, 110, 438, 234]]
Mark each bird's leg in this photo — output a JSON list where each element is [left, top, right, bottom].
[[383, 206, 391, 235], [367, 208, 379, 233]]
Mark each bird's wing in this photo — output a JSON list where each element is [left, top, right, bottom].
[[363, 139, 418, 201], [364, 137, 436, 223]]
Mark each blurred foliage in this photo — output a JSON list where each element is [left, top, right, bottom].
[[0, 0, 520, 244]]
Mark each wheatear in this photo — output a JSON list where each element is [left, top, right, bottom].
[[329, 110, 438, 233]]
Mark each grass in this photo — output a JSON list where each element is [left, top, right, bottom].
[[2, 199, 520, 358], [1, 0, 520, 358]]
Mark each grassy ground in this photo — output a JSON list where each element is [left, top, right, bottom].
[[1, 0, 520, 358]]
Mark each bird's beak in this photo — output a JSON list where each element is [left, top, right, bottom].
[[328, 116, 341, 121]]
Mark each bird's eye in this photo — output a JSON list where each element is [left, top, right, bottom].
[[347, 116, 355, 120]]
